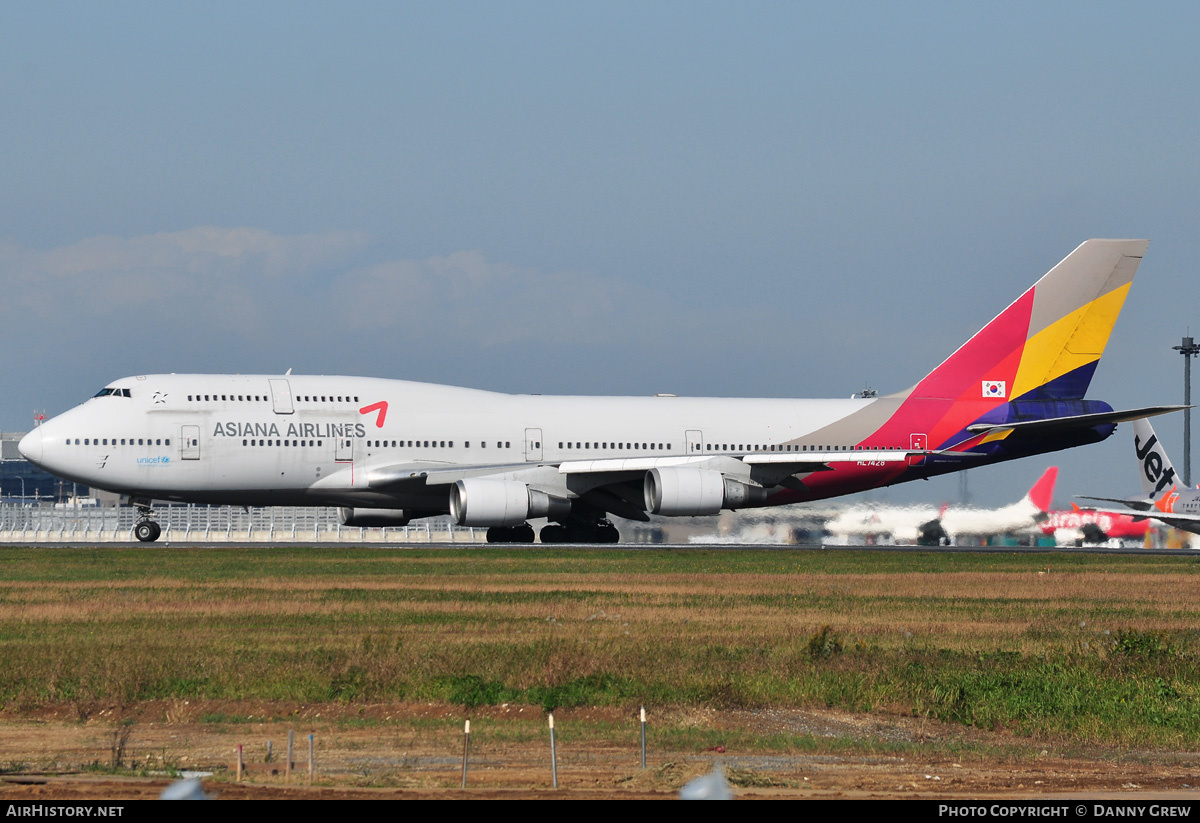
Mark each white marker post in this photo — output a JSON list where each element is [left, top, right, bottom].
[[549, 713, 558, 789], [286, 729, 294, 781], [640, 706, 647, 769], [307, 733, 314, 784], [236, 744, 244, 782], [461, 719, 471, 788]]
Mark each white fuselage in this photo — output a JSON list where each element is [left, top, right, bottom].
[[824, 498, 1041, 543], [21, 374, 892, 512]]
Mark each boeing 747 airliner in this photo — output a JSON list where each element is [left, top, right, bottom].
[[19, 239, 1178, 543]]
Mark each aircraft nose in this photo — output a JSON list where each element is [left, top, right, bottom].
[[18, 428, 43, 465]]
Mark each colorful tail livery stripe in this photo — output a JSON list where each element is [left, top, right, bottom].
[[875, 239, 1147, 451], [784, 240, 1151, 501]]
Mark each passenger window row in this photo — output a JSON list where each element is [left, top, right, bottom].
[[559, 442, 671, 451], [363, 440, 512, 449], [189, 394, 267, 402], [296, 395, 361, 403], [186, 393, 363, 403], [698, 444, 886, 452], [64, 438, 168, 446], [242, 440, 322, 447]]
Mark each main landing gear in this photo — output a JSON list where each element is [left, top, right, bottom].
[[483, 518, 622, 544], [133, 505, 162, 543], [539, 518, 620, 544], [485, 523, 536, 544]]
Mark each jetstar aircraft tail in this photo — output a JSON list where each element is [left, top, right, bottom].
[[1076, 418, 1200, 538], [1132, 418, 1181, 501], [863, 240, 1177, 464]]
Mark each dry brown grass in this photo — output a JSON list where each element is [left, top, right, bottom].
[[0, 546, 1198, 747]]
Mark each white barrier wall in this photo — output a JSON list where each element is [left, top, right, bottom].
[[0, 503, 487, 543]]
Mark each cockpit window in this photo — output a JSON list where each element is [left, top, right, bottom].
[[92, 388, 132, 398]]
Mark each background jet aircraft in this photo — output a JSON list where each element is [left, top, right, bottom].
[[1079, 418, 1200, 538], [824, 466, 1058, 545], [20, 240, 1178, 543], [1038, 505, 1151, 546]]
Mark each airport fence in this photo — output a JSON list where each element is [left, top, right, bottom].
[[0, 502, 487, 544]]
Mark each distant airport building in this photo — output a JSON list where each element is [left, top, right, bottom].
[[0, 431, 88, 503]]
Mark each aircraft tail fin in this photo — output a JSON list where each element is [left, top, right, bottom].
[[1026, 466, 1058, 512], [1133, 418, 1180, 500], [908, 239, 1146, 404], [871, 240, 1148, 453]]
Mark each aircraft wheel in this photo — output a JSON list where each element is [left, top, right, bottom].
[[599, 524, 620, 544], [540, 524, 567, 544], [486, 525, 535, 544], [134, 521, 161, 543]]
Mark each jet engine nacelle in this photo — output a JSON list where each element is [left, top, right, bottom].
[[338, 507, 414, 527], [644, 467, 767, 516], [449, 478, 571, 526]]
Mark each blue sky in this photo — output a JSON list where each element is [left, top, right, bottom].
[[2, 1, 1198, 506]]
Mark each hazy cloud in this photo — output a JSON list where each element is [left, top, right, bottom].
[[0, 227, 367, 327], [334, 251, 655, 346], [0, 228, 686, 356]]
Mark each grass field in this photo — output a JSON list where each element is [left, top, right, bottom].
[[2, 546, 1200, 751]]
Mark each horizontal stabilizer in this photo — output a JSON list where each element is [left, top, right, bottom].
[[1077, 495, 1155, 512], [965, 405, 1186, 438]]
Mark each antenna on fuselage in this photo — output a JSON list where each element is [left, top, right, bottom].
[[285, 368, 292, 375]]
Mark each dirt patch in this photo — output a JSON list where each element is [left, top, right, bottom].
[[1, 701, 1199, 800]]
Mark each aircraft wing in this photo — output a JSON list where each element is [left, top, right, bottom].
[[965, 405, 1187, 438], [365, 446, 978, 491], [559, 450, 910, 474], [358, 447, 973, 524]]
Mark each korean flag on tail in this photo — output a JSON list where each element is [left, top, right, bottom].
[[982, 380, 1006, 399]]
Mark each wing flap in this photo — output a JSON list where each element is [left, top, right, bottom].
[[366, 461, 541, 488]]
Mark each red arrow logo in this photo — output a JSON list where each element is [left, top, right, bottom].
[[359, 401, 388, 428]]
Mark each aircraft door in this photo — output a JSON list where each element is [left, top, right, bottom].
[[686, 429, 705, 454], [181, 425, 200, 460], [269, 379, 294, 414], [335, 433, 354, 462], [908, 433, 928, 466], [525, 428, 543, 462]]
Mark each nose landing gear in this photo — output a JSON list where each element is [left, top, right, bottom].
[[133, 506, 162, 543]]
